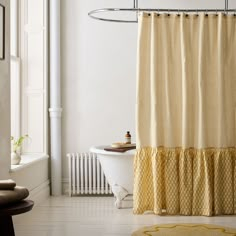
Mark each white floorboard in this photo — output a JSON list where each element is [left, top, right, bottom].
[[13, 196, 236, 236]]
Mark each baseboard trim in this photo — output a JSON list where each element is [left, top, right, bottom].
[[29, 180, 50, 205]]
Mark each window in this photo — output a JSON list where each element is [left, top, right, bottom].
[[10, 0, 48, 155]]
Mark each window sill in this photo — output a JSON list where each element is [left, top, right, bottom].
[[10, 154, 49, 173]]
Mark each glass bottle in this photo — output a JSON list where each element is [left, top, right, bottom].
[[125, 131, 131, 144]]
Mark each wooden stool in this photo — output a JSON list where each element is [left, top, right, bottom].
[[0, 200, 34, 236]]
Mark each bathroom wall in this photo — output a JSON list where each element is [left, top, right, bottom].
[[0, 0, 10, 179], [61, 0, 236, 182]]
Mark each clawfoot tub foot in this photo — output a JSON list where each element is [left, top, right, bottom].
[[115, 199, 122, 209], [112, 184, 129, 209]]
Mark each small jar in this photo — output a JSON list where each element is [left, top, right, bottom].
[[125, 131, 131, 144]]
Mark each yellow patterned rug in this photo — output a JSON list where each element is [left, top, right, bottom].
[[132, 224, 236, 236]]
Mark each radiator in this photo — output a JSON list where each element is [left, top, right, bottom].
[[67, 153, 113, 196]]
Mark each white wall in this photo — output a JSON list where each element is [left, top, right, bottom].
[[0, 0, 10, 180], [61, 0, 235, 180]]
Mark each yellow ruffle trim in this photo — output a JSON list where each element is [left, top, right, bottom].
[[133, 147, 236, 216]]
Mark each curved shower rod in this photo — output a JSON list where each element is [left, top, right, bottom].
[[88, 0, 233, 23]]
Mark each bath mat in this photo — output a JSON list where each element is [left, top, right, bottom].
[[132, 224, 236, 236]]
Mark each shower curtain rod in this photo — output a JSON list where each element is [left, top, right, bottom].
[[88, 0, 232, 23], [88, 8, 236, 23]]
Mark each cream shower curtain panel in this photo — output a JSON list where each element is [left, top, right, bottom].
[[134, 12, 236, 216]]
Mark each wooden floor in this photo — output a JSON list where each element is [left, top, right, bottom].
[[13, 196, 236, 236]]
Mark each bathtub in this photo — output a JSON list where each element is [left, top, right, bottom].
[[90, 146, 135, 208]]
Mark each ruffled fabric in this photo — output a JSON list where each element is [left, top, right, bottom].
[[133, 147, 236, 216]]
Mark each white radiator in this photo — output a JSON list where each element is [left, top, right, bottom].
[[67, 153, 113, 196]]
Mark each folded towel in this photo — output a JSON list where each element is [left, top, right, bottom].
[[0, 179, 16, 190], [0, 186, 29, 207]]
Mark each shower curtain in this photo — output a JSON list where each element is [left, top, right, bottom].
[[134, 12, 236, 216]]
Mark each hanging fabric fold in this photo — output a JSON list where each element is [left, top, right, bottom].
[[134, 12, 236, 216]]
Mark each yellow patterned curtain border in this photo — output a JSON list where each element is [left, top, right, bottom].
[[134, 147, 236, 216]]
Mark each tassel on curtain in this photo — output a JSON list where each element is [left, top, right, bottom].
[[134, 12, 236, 216]]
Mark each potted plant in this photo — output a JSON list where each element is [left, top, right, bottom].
[[11, 134, 29, 165]]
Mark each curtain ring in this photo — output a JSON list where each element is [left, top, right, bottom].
[[177, 9, 180, 17], [185, 9, 188, 17], [196, 9, 199, 17], [167, 9, 170, 16], [205, 10, 208, 17]]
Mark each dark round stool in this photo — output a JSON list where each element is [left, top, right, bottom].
[[0, 200, 34, 236]]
